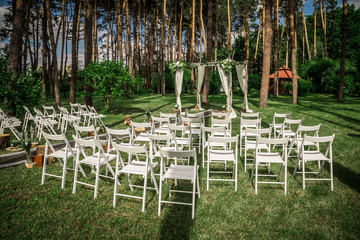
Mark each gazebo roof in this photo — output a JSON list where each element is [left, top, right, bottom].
[[269, 66, 300, 79]]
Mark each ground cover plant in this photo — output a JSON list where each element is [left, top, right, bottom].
[[0, 93, 359, 239]]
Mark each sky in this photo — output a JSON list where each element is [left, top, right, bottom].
[[0, 0, 358, 68]]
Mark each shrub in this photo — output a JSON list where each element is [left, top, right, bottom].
[[285, 78, 313, 96], [325, 74, 357, 96], [0, 56, 42, 117], [79, 60, 143, 111], [248, 74, 262, 91], [248, 88, 260, 97], [209, 70, 221, 94]]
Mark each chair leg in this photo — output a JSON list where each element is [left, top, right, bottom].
[[73, 162, 79, 194], [41, 157, 48, 185], [150, 168, 159, 194], [284, 163, 287, 195], [192, 171, 196, 219], [196, 166, 201, 198], [94, 164, 100, 199], [255, 162, 258, 194], [302, 159, 306, 189], [142, 173, 148, 212], [330, 160, 334, 191], [206, 159, 210, 191], [244, 148, 247, 173], [61, 158, 67, 189], [158, 176, 163, 216], [235, 160, 238, 192]]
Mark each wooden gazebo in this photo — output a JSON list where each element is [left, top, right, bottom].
[[269, 66, 301, 95]]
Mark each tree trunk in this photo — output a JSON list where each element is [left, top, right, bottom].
[[273, 0, 279, 98], [289, 0, 298, 104], [107, 0, 111, 60], [23, 4, 30, 73], [84, 0, 93, 106], [161, 0, 166, 96], [319, 0, 327, 59], [259, 0, 273, 108], [202, 0, 213, 105], [70, 0, 80, 103], [133, 0, 138, 75], [313, 0, 317, 57], [286, 19, 289, 67], [200, 0, 207, 54], [60, 0, 66, 83], [93, 0, 98, 61], [214, 0, 219, 63], [178, 0, 184, 61], [227, 0, 231, 57], [125, 0, 133, 75], [301, 2, 311, 61], [46, 0, 61, 106], [7, 0, 26, 75], [41, 0, 49, 102], [338, 0, 347, 102], [254, 13, 262, 60], [190, 0, 195, 94]]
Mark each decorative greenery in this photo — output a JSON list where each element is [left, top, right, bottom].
[[0, 56, 42, 117], [78, 60, 145, 111], [144, 107, 152, 122], [219, 58, 234, 76], [19, 132, 32, 164], [168, 61, 187, 75]]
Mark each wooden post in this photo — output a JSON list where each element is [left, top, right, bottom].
[[0, 134, 10, 149]]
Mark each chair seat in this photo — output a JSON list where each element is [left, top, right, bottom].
[[154, 147, 182, 157], [119, 160, 158, 175], [185, 129, 201, 135], [209, 150, 236, 162], [270, 123, 283, 128], [303, 151, 330, 161], [293, 139, 317, 146], [163, 164, 196, 181], [80, 153, 116, 166], [245, 141, 268, 150], [256, 153, 284, 163], [242, 124, 258, 129], [48, 147, 77, 159]]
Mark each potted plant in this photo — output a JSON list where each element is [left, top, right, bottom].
[[172, 104, 180, 115], [21, 134, 34, 168], [144, 107, 152, 122]]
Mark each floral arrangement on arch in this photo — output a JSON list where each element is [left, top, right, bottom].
[[168, 61, 187, 75], [219, 58, 234, 76]]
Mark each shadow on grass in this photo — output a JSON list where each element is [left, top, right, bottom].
[[159, 181, 195, 239]]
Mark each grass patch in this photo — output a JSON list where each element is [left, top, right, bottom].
[[0, 93, 359, 239]]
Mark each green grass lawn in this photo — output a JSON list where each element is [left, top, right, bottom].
[[1, 93, 360, 239]]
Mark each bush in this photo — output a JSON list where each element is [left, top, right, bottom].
[[78, 60, 144, 110], [209, 70, 221, 94], [248, 88, 260, 97], [285, 78, 313, 96], [248, 74, 262, 91], [325, 74, 357, 96], [0, 56, 42, 117], [152, 65, 192, 94]]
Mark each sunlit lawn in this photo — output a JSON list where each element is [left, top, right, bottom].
[[1, 93, 359, 239]]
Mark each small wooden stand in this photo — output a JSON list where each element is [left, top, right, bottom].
[[37, 145, 55, 164], [124, 115, 133, 125], [172, 109, 180, 115], [33, 154, 44, 167], [0, 134, 10, 149]]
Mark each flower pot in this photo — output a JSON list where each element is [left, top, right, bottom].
[[88, 131, 93, 137], [34, 154, 44, 167], [25, 162, 35, 168]]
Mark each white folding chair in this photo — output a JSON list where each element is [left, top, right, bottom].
[[158, 148, 200, 219], [43, 105, 60, 128], [240, 118, 262, 156], [22, 106, 36, 133], [152, 116, 171, 134], [112, 144, 158, 212], [105, 128, 132, 153], [288, 124, 321, 159], [33, 107, 57, 140], [211, 118, 232, 137], [244, 128, 272, 173], [182, 116, 202, 153], [202, 126, 226, 168], [78, 104, 93, 126], [251, 136, 288, 195], [159, 112, 178, 125], [131, 121, 153, 143], [276, 118, 304, 139], [169, 125, 192, 151], [0, 108, 21, 140], [294, 134, 335, 190], [88, 105, 106, 127], [207, 136, 239, 191], [270, 112, 292, 138], [72, 135, 116, 199], [70, 103, 80, 116], [211, 111, 229, 120], [41, 132, 82, 189]]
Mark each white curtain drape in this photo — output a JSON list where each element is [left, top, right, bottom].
[[235, 64, 252, 112], [197, 65, 206, 109], [217, 65, 237, 118], [175, 68, 184, 111]]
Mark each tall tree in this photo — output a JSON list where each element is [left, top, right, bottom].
[[214, 0, 219, 62], [178, 0, 184, 61], [189, 0, 195, 94], [93, 0, 98, 61], [273, 0, 279, 97], [200, 0, 207, 53], [338, 0, 347, 102], [125, 0, 133, 75], [202, 0, 213, 104], [42, 0, 49, 102], [84, 0, 93, 106], [289, 0, 298, 104], [46, 0, 61, 106], [7, 0, 26, 75], [259, 0, 273, 108], [313, 0, 317, 57], [319, 0, 327, 58], [300, 1, 311, 61], [161, 0, 166, 95], [227, 0, 231, 57], [70, 0, 80, 103], [59, 0, 66, 82]]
